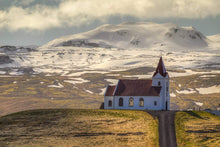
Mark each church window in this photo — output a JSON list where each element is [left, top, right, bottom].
[[129, 98, 134, 107], [119, 98, 123, 107], [158, 81, 161, 86], [108, 100, 112, 107], [139, 98, 144, 107], [154, 101, 157, 106]]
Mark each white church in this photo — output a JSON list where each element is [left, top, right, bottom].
[[104, 57, 170, 110]]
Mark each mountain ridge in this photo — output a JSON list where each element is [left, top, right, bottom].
[[41, 22, 208, 50]]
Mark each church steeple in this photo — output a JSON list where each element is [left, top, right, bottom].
[[152, 56, 170, 110], [153, 57, 167, 77]]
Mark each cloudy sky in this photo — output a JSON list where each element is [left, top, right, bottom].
[[0, 0, 220, 46]]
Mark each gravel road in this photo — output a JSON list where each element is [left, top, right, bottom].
[[146, 111, 177, 147]]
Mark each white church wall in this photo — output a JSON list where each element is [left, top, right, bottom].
[[152, 73, 170, 110], [104, 96, 114, 109], [113, 96, 163, 110]]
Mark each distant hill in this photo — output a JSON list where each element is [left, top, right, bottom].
[[42, 22, 208, 49]]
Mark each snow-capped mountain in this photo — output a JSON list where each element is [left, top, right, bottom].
[[42, 22, 208, 50], [0, 22, 220, 76], [207, 34, 220, 49]]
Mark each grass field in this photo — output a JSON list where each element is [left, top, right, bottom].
[[175, 111, 220, 147], [170, 73, 220, 110], [0, 109, 159, 147], [0, 68, 219, 116], [0, 67, 220, 116]]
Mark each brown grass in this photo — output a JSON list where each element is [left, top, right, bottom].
[[175, 111, 220, 147], [170, 73, 220, 110], [0, 109, 158, 147], [0, 70, 219, 116]]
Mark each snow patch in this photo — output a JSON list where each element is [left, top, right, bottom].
[[85, 89, 93, 94], [196, 85, 220, 94], [194, 102, 203, 107], [106, 74, 121, 76], [0, 71, 6, 74], [170, 93, 176, 97], [9, 71, 23, 76], [176, 88, 196, 94], [48, 83, 64, 88], [64, 78, 89, 84], [200, 75, 216, 78]]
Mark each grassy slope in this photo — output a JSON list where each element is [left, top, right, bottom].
[[0, 109, 158, 147], [175, 111, 220, 147]]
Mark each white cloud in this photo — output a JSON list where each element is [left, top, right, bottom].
[[1, 0, 220, 31], [1, 6, 61, 31]]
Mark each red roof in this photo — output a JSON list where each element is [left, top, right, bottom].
[[114, 79, 161, 96], [153, 56, 168, 77], [104, 85, 116, 96]]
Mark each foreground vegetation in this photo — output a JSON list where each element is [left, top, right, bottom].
[[175, 111, 220, 147], [0, 109, 158, 147]]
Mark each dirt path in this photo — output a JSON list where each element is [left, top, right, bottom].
[[146, 111, 177, 147]]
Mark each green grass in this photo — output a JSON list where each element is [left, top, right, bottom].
[[175, 111, 220, 147], [0, 109, 159, 147]]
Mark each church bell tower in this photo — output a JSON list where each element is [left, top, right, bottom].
[[152, 57, 170, 110]]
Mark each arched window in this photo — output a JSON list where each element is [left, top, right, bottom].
[[108, 100, 112, 107], [129, 97, 134, 107], [158, 81, 161, 86], [119, 98, 123, 107], [154, 101, 157, 106], [139, 98, 144, 107]]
